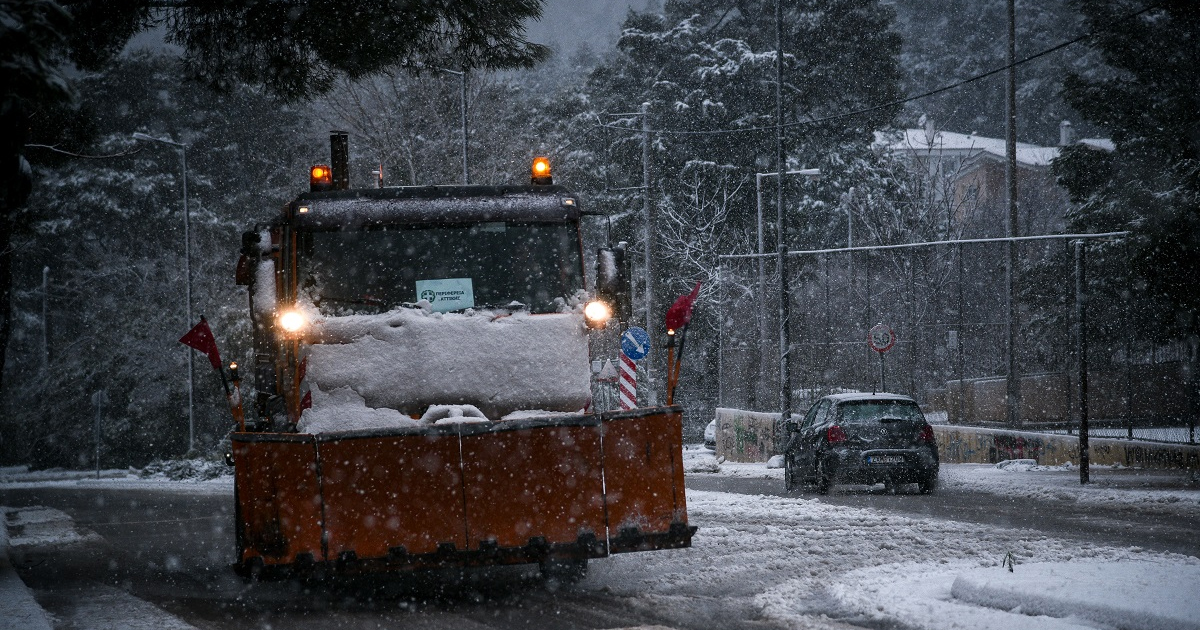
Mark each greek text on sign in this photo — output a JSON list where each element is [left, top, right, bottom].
[[621, 327, 651, 361], [868, 323, 895, 353], [415, 278, 475, 313]]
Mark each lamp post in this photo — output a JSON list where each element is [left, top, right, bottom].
[[439, 68, 469, 185], [755, 169, 820, 414], [132, 132, 193, 453]]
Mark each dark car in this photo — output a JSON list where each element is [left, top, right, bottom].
[[782, 393, 938, 494]]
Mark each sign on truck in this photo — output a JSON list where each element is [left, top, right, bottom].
[[229, 133, 695, 582]]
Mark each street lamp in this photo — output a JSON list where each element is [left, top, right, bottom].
[[439, 68, 469, 185], [132, 132, 193, 453], [754, 169, 820, 414]]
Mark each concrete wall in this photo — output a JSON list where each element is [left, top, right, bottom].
[[939, 364, 1189, 423], [713, 408, 782, 462], [709, 407, 1200, 471], [934, 425, 1200, 470]]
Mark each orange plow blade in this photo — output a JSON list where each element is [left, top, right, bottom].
[[231, 408, 696, 578]]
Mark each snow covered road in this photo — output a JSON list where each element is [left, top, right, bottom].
[[3, 459, 1198, 629]]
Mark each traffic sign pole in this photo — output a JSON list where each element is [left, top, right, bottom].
[[880, 353, 887, 393], [619, 353, 638, 410], [868, 324, 895, 393]]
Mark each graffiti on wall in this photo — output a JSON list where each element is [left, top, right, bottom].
[[988, 434, 1043, 463], [714, 408, 780, 463]]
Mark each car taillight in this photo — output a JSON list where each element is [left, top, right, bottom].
[[826, 425, 847, 444], [918, 424, 936, 444]]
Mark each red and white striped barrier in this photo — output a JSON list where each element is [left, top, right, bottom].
[[619, 353, 637, 410]]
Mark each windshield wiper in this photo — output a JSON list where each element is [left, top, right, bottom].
[[315, 296, 389, 308], [472, 301, 529, 311]]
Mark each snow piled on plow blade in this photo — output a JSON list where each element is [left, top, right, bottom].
[[299, 308, 591, 429]]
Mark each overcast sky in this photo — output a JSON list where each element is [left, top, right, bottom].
[[524, 0, 654, 59]]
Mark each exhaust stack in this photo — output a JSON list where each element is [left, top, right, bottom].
[[330, 131, 349, 190]]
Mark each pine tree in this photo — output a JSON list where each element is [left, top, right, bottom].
[[3, 54, 313, 467], [543, 0, 904, 414], [1054, 0, 1200, 422]]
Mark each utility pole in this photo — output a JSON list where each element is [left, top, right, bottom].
[[1004, 0, 1021, 427], [756, 173, 766, 409], [1076, 241, 1089, 484], [41, 266, 48, 374], [775, 0, 790, 424], [641, 101, 656, 404], [439, 68, 470, 184], [757, 169, 819, 411]]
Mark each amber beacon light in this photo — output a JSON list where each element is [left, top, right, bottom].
[[531, 157, 553, 185], [310, 164, 333, 192]]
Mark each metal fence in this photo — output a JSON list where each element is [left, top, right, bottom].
[[717, 232, 1198, 444]]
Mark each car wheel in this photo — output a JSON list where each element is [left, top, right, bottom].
[[814, 458, 833, 495], [784, 457, 796, 491], [918, 472, 938, 494]]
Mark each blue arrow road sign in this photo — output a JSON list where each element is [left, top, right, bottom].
[[621, 327, 651, 361]]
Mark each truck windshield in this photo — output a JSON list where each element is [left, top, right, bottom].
[[298, 221, 583, 315]]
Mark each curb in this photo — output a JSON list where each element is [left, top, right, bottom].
[[0, 508, 54, 630]]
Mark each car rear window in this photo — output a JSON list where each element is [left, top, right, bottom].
[[837, 400, 923, 425]]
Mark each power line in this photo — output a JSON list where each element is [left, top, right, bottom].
[[599, 4, 1158, 138], [718, 231, 1129, 260], [26, 144, 143, 159]]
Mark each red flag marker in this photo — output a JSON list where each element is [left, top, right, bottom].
[[665, 282, 701, 406], [665, 282, 701, 331], [179, 317, 223, 371], [300, 390, 312, 411]]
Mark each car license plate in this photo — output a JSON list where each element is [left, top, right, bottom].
[[868, 455, 904, 464]]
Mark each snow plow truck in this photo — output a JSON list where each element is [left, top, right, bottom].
[[229, 133, 695, 581]]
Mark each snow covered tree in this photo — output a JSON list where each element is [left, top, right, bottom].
[[2, 54, 313, 467], [1050, 0, 1200, 422], [1, 0, 551, 412], [541, 0, 903, 416], [319, 71, 548, 187], [892, 0, 1102, 144]]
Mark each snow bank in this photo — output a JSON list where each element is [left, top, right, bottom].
[[4, 506, 101, 549], [951, 561, 1200, 630], [301, 308, 591, 427], [0, 509, 54, 630], [941, 463, 1200, 515]]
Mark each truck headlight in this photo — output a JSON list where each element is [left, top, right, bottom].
[[583, 300, 612, 328], [278, 309, 308, 334]]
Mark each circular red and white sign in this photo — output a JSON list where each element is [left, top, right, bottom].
[[868, 323, 895, 353]]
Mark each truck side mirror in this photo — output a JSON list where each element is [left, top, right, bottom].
[[596, 242, 632, 324], [235, 231, 260, 286]]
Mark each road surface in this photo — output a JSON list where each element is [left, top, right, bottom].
[[2, 469, 1196, 629]]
